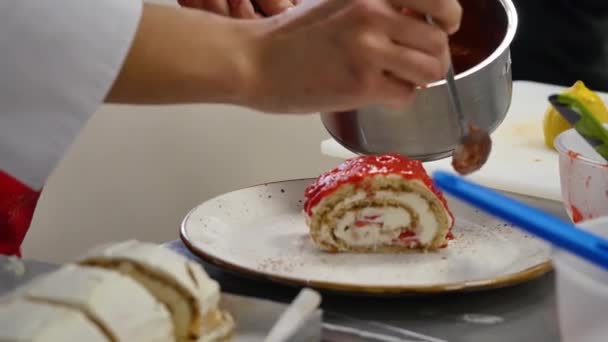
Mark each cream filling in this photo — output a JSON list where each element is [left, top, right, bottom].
[[198, 310, 234, 342], [111, 262, 193, 342], [333, 207, 411, 247], [319, 189, 443, 247], [18, 265, 173, 342], [0, 299, 107, 342]]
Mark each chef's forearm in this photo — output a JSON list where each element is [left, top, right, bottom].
[[105, 3, 259, 105]]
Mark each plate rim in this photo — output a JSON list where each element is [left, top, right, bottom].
[[180, 178, 553, 295]]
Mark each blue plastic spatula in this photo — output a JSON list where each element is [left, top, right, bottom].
[[432, 170, 608, 271]]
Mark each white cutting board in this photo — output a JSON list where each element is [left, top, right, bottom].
[[321, 81, 608, 203]]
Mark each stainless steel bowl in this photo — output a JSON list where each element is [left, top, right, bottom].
[[320, 0, 518, 161]]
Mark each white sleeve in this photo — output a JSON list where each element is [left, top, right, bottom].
[[0, 0, 143, 189]]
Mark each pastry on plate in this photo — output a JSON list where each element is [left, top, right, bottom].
[[0, 298, 107, 342], [78, 240, 234, 342], [12, 264, 174, 341], [304, 154, 454, 253]]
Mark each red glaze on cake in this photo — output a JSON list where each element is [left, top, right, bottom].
[[304, 154, 454, 229], [304, 154, 455, 253]]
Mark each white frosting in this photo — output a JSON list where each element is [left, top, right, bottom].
[[80, 240, 220, 316], [197, 311, 235, 342], [17, 264, 173, 342], [0, 298, 107, 342], [319, 187, 444, 247], [333, 207, 411, 247]]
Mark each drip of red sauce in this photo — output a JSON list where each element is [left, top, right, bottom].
[[398, 230, 416, 239], [567, 151, 581, 159], [571, 205, 584, 223], [354, 220, 378, 228], [396, 230, 420, 247], [303, 154, 455, 238], [438, 233, 455, 249], [451, 123, 492, 175]]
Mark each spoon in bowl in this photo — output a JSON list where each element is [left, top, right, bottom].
[[425, 15, 492, 175]]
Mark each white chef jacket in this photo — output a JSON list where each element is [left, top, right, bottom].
[[0, 0, 143, 190]]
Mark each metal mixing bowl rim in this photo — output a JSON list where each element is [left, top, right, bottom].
[[319, 82, 513, 160], [323, 126, 457, 161], [424, 0, 519, 88]]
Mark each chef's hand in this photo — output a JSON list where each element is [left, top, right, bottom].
[[177, 0, 299, 18], [244, 0, 462, 113], [107, 0, 461, 113]]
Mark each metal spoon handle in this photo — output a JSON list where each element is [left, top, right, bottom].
[[425, 15, 469, 137], [445, 64, 468, 136]]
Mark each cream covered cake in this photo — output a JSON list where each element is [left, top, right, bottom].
[[304, 154, 454, 253], [0, 298, 107, 342], [78, 240, 234, 342], [14, 264, 174, 341], [0, 240, 234, 342]]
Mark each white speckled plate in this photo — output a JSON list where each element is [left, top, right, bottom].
[[181, 179, 552, 295]]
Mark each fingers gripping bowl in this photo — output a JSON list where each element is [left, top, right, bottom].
[[320, 0, 518, 161]]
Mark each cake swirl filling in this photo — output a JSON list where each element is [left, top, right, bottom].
[[319, 190, 442, 250], [304, 154, 454, 253]]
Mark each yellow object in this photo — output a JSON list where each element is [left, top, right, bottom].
[[543, 81, 608, 149]]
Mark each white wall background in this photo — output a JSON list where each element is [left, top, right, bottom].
[[22, 104, 337, 263], [21, 0, 340, 262]]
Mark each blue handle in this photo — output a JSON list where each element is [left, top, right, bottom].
[[432, 170, 608, 271]]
